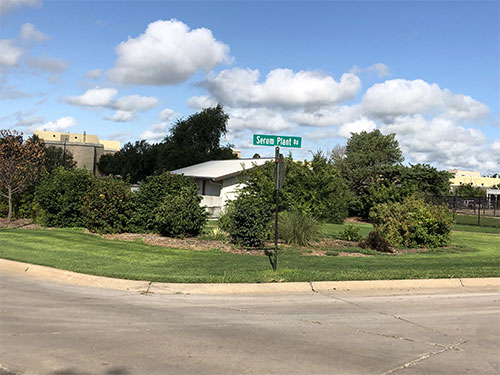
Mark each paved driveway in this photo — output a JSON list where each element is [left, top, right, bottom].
[[0, 273, 499, 375]]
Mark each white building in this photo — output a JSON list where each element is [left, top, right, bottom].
[[172, 158, 272, 217]]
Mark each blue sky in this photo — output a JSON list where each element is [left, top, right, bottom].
[[1, 0, 499, 172]]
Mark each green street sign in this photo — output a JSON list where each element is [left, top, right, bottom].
[[253, 134, 302, 148]]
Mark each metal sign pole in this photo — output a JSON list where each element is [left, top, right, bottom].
[[273, 146, 279, 271]]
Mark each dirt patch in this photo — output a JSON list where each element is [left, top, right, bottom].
[[0, 218, 43, 230], [344, 217, 368, 224], [337, 252, 374, 257], [315, 238, 361, 248], [97, 232, 238, 253]]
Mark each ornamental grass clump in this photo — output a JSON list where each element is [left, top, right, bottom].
[[278, 209, 320, 246]]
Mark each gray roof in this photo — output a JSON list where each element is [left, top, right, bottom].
[[171, 158, 273, 181]]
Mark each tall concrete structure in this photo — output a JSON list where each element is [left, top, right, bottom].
[[34, 131, 120, 175]]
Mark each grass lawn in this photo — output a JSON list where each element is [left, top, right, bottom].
[[1, 224, 499, 283], [455, 214, 500, 228]]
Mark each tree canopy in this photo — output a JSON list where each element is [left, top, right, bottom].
[[334, 130, 451, 219], [156, 104, 236, 171], [97, 105, 237, 183]]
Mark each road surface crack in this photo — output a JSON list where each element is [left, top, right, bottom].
[[319, 292, 452, 337], [356, 329, 462, 349], [380, 341, 466, 374]]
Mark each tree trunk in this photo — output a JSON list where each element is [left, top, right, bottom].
[[7, 186, 12, 223]]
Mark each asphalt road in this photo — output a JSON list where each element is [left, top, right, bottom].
[[0, 273, 499, 375]]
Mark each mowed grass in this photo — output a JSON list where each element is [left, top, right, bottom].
[[455, 214, 500, 228], [1, 224, 499, 283]]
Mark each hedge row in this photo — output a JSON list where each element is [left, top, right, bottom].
[[32, 168, 207, 236]]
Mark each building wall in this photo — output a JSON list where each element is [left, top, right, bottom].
[[34, 131, 120, 176], [449, 169, 500, 188]]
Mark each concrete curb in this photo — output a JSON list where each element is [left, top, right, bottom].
[[1, 258, 499, 295]]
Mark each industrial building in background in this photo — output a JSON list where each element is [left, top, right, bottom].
[[34, 131, 120, 176], [448, 169, 500, 189]]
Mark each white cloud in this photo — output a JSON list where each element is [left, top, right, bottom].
[[338, 117, 377, 138], [63, 88, 159, 114], [63, 87, 118, 107], [108, 19, 231, 85], [290, 104, 362, 127], [187, 95, 218, 109], [112, 94, 158, 111], [350, 63, 390, 78], [0, 0, 41, 14], [140, 122, 170, 143], [303, 128, 338, 141], [103, 110, 137, 122], [227, 107, 294, 132], [20, 23, 49, 43], [159, 108, 176, 121], [36, 116, 77, 132], [0, 84, 32, 100], [14, 111, 44, 127], [26, 56, 69, 72], [362, 79, 489, 121], [201, 68, 361, 109], [85, 69, 102, 80], [381, 115, 498, 171], [0, 39, 23, 66]]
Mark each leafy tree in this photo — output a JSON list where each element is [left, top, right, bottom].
[[97, 106, 236, 182], [44, 145, 77, 173], [239, 152, 352, 224], [336, 131, 451, 219], [0, 130, 45, 221], [156, 104, 237, 171], [97, 140, 156, 183], [400, 164, 452, 197], [454, 183, 485, 198], [336, 130, 403, 218]]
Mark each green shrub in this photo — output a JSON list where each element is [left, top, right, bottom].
[[35, 168, 93, 227], [338, 224, 362, 242], [129, 172, 198, 233], [240, 154, 352, 224], [361, 231, 392, 252], [154, 186, 208, 237], [226, 193, 273, 247], [369, 196, 453, 248], [278, 210, 319, 246], [217, 203, 233, 233], [81, 176, 132, 233]]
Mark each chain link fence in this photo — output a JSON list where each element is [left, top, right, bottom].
[[429, 195, 500, 227]]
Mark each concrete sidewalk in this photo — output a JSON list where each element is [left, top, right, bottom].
[[1, 258, 499, 295]]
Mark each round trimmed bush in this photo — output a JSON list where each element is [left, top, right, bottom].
[[154, 187, 207, 237], [226, 193, 273, 247]]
